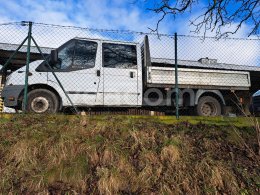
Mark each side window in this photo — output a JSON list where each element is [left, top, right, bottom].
[[73, 40, 97, 69], [57, 41, 75, 70], [103, 43, 137, 69], [57, 40, 97, 70]]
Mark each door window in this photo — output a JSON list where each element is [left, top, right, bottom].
[[103, 43, 137, 69], [73, 40, 97, 69], [56, 40, 98, 70]]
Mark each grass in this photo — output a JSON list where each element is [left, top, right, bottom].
[[0, 114, 259, 194]]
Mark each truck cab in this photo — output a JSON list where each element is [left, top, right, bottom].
[[2, 38, 143, 113]]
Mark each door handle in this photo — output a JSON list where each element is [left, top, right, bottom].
[[130, 71, 134, 78], [97, 70, 100, 77]]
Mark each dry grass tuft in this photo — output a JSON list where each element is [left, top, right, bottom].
[[97, 167, 126, 195], [160, 145, 180, 164], [101, 149, 115, 166], [7, 140, 38, 168], [210, 166, 239, 194]]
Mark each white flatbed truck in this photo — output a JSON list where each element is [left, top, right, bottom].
[[1, 36, 256, 116]]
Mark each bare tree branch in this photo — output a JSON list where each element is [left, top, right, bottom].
[[141, 0, 260, 38]]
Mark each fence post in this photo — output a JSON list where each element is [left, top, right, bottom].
[[31, 36, 80, 114], [23, 21, 32, 112], [175, 33, 179, 119]]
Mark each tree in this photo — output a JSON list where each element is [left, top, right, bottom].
[[144, 0, 259, 38]]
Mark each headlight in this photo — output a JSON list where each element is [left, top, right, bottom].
[[5, 75, 11, 85]]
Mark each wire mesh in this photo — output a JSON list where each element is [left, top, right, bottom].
[[0, 22, 259, 116]]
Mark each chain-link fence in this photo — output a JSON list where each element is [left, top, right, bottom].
[[0, 21, 259, 117]]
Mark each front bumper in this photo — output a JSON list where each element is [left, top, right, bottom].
[[1, 85, 24, 107]]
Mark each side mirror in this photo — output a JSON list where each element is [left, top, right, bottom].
[[50, 50, 58, 65]]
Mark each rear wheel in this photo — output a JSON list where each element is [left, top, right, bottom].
[[26, 89, 59, 113], [196, 96, 221, 116]]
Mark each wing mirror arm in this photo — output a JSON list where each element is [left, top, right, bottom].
[[50, 50, 58, 65]]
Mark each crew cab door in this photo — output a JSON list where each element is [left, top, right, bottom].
[[46, 39, 103, 106], [102, 42, 140, 106]]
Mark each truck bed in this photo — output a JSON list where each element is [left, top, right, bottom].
[[151, 58, 260, 72], [147, 66, 250, 90]]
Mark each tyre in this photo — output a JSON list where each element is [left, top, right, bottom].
[[196, 96, 221, 116], [26, 89, 59, 113]]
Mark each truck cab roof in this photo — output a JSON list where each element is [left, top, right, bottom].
[[73, 37, 139, 45]]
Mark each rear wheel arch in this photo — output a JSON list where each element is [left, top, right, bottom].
[[195, 90, 225, 116], [196, 96, 222, 116], [195, 90, 225, 106]]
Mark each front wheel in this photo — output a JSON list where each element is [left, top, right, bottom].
[[25, 89, 59, 113], [195, 96, 221, 116]]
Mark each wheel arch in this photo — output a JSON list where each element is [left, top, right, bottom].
[[195, 90, 225, 106], [18, 84, 62, 110]]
